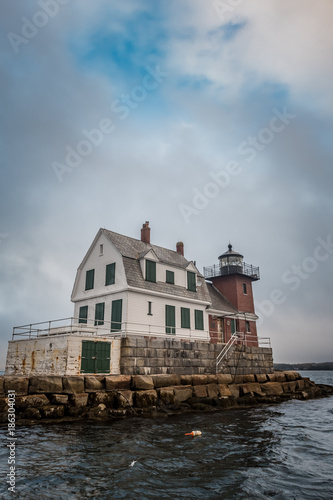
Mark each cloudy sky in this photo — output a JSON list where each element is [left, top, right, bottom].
[[1, 0, 332, 369]]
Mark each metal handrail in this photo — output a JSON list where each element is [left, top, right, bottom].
[[203, 262, 260, 279], [215, 331, 271, 371]]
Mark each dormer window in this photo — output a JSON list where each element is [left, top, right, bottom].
[[166, 270, 174, 284], [145, 260, 156, 282], [187, 271, 196, 292]]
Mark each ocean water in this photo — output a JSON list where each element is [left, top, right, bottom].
[[0, 371, 332, 499]]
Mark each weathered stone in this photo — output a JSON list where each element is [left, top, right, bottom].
[[243, 374, 256, 383], [135, 390, 158, 407], [227, 384, 240, 398], [274, 373, 286, 383], [49, 394, 69, 405], [152, 374, 181, 388], [284, 371, 300, 381], [296, 379, 305, 391], [261, 382, 284, 396], [92, 392, 116, 408], [41, 406, 65, 419], [115, 390, 133, 408], [216, 374, 233, 385], [5, 377, 29, 395], [29, 376, 63, 394], [157, 387, 175, 405], [0, 398, 8, 412], [180, 375, 193, 386], [62, 376, 85, 394], [22, 408, 41, 419], [69, 394, 89, 407], [84, 376, 105, 392], [132, 375, 154, 390], [193, 385, 208, 398], [267, 373, 277, 382], [206, 383, 220, 398], [218, 384, 232, 397], [233, 375, 245, 384], [0, 376, 4, 395], [206, 375, 218, 384], [16, 394, 49, 409], [240, 383, 263, 396], [105, 375, 131, 391], [173, 385, 193, 403], [255, 374, 268, 383], [191, 375, 208, 385]]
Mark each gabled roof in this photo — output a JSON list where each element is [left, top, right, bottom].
[[206, 283, 238, 315], [103, 228, 200, 273]]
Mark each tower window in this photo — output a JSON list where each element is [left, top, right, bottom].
[[243, 283, 247, 294], [246, 321, 250, 332]]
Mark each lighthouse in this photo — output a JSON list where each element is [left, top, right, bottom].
[[204, 244, 260, 345]]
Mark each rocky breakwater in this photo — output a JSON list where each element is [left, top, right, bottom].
[[0, 372, 332, 425]]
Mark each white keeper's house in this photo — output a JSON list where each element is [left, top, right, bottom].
[[5, 222, 268, 376]]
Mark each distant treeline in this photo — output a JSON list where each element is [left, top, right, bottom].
[[274, 362, 333, 371]]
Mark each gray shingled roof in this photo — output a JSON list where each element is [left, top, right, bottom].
[[123, 257, 211, 302], [206, 283, 238, 314], [103, 228, 196, 270]]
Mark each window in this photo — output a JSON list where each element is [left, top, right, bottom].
[[111, 299, 123, 332], [94, 302, 105, 326], [246, 321, 250, 333], [78, 306, 88, 324], [181, 307, 190, 329], [148, 301, 152, 316], [81, 341, 111, 374], [231, 318, 236, 334], [145, 260, 156, 282], [105, 263, 116, 285], [243, 283, 247, 294], [85, 269, 95, 290], [165, 305, 176, 334], [194, 310, 204, 330], [100, 244, 104, 255], [187, 271, 196, 291], [166, 270, 174, 284]]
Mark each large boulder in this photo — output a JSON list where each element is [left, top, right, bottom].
[[152, 374, 181, 388], [261, 382, 284, 396], [191, 375, 208, 386], [69, 394, 89, 407], [158, 387, 175, 405], [218, 384, 232, 397], [240, 383, 263, 396], [5, 377, 29, 395], [84, 376, 105, 392], [105, 375, 132, 391], [173, 385, 193, 403], [62, 376, 85, 394], [216, 374, 233, 385], [41, 406, 65, 419], [114, 390, 133, 408], [206, 384, 220, 398], [193, 385, 208, 398], [29, 377, 62, 394], [131, 375, 154, 390], [255, 374, 268, 383], [15, 394, 49, 409], [227, 384, 240, 398], [135, 390, 157, 407]]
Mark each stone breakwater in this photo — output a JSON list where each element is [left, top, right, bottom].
[[0, 372, 332, 425]]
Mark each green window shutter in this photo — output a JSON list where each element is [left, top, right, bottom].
[[81, 341, 110, 374], [94, 302, 105, 326], [78, 306, 88, 324], [85, 269, 95, 290], [165, 305, 176, 335], [181, 307, 190, 329], [105, 263, 116, 285], [95, 341, 111, 373], [111, 299, 123, 332], [145, 260, 156, 282], [195, 310, 204, 330], [166, 270, 174, 284], [231, 318, 236, 334], [187, 271, 196, 291], [81, 341, 96, 373]]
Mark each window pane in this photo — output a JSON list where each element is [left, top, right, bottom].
[[79, 306, 88, 324], [94, 302, 105, 326], [111, 299, 123, 332], [187, 271, 196, 291], [165, 305, 176, 334], [105, 263, 116, 285], [195, 310, 204, 330], [181, 307, 190, 328], [166, 270, 174, 284], [146, 260, 156, 282], [85, 269, 95, 290]]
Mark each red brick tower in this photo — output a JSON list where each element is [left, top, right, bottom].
[[204, 244, 260, 345]]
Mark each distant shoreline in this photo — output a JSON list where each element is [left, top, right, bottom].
[[274, 363, 333, 371]]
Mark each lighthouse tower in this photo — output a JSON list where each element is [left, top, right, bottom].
[[204, 244, 260, 344]]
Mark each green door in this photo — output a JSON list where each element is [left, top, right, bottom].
[[111, 299, 123, 332], [165, 305, 176, 334], [81, 340, 111, 373]]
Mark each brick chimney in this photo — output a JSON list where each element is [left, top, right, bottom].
[[176, 241, 184, 256], [141, 221, 151, 244]]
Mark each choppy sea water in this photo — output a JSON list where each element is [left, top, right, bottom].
[[0, 371, 332, 499]]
